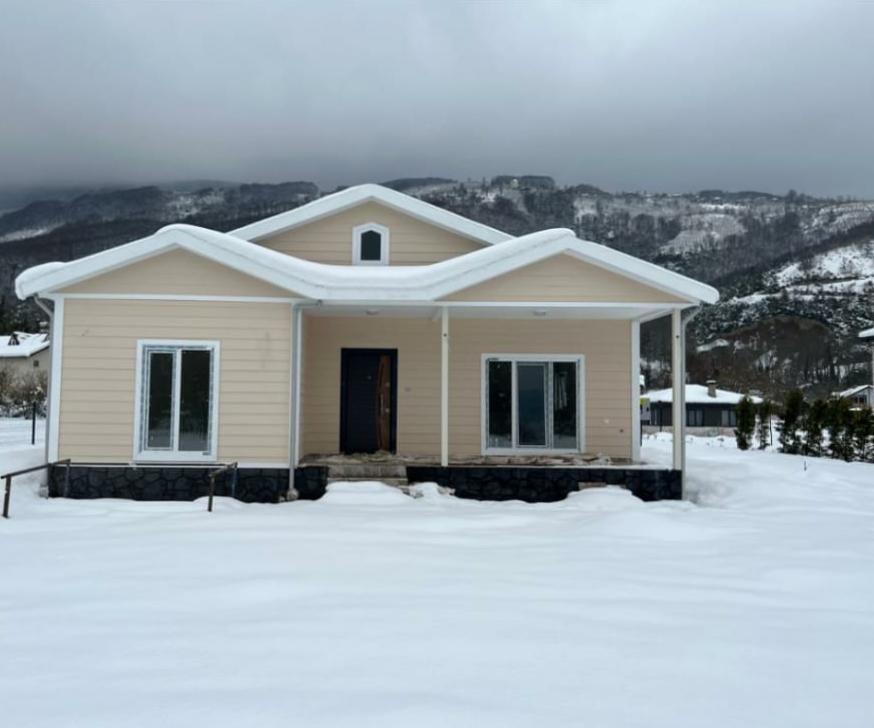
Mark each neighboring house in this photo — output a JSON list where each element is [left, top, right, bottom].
[[862, 326, 874, 388], [0, 331, 50, 378], [643, 381, 762, 433], [15, 184, 717, 502], [834, 384, 874, 409]]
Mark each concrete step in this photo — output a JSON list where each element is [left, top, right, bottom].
[[327, 477, 410, 488], [326, 463, 407, 479]]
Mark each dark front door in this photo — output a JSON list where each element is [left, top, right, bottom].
[[340, 348, 397, 454]]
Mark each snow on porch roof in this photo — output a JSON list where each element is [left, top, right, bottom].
[[16, 222, 719, 305], [644, 384, 762, 405], [228, 183, 512, 245]]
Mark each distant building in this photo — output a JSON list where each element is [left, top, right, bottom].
[[0, 332, 50, 378], [643, 380, 762, 431], [862, 326, 874, 389], [833, 384, 874, 409]]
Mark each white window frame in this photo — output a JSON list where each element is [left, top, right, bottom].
[[480, 353, 586, 455], [133, 339, 220, 463], [352, 222, 390, 265]]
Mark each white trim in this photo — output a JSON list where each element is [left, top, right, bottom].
[[352, 222, 390, 266], [133, 339, 221, 464], [631, 319, 641, 463], [58, 293, 302, 303], [47, 297, 64, 462], [480, 353, 586, 456], [441, 301, 689, 309], [440, 307, 449, 466], [229, 183, 511, 246]]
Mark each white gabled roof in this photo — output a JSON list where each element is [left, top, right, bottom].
[[644, 384, 762, 405], [860, 327, 874, 339], [229, 183, 512, 245], [16, 222, 719, 305], [835, 384, 873, 398], [0, 331, 49, 359]]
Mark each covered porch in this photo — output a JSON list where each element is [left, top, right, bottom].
[[290, 300, 692, 495]]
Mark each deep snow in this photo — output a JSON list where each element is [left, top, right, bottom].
[[1, 427, 873, 727]]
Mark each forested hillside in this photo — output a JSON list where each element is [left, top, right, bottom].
[[2, 176, 872, 398]]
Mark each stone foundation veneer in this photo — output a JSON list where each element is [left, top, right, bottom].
[[406, 466, 682, 502], [48, 464, 680, 504], [49, 465, 291, 503]]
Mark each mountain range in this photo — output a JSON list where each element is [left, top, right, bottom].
[[1, 175, 872, 400]]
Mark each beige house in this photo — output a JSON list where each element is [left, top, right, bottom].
[[16, 184, 717, 501]]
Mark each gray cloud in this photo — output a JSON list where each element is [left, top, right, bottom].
[[1, 0, 872, 195]]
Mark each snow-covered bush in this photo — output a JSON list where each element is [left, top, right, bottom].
[[0, 369, 47, 417]]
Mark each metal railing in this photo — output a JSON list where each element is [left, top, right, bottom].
[[207, 462, 238, 512], [2, 459, 71, 519]]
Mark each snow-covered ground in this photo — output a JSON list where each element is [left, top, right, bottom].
[[0, 415, 44, 450], [1, 429, 873, 727]]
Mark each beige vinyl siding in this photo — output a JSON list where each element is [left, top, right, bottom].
[[299, 315, 632, 461], [448, 319, 632, 459], [259, 201, 483, 264], [301, 316, 441, 456], [59, 299, 291, 463], [445, 254, 686, 304], [60, 248, 296, 297]]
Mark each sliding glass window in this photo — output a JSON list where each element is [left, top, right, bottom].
[[484, 356, 582, 452]]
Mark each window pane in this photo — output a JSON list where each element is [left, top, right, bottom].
[[552, 361, 577, 449], [487, 360, 512, 448], [360, 230, 382, 261], [147, 351, 173, 449], [517, 362, 547, 447], [179, 349, 212, 452]]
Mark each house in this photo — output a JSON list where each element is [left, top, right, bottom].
[[862, 326, 874, 387], [643, 381, 761, 434], [834, 384, 874, 409], [0, 331, 50, 378], [15, 184, 718, 502]]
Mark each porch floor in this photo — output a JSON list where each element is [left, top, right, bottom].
[[300, 451, 643, 469]]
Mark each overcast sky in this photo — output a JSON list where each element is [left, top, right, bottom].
[[1, 0, 872, 196]]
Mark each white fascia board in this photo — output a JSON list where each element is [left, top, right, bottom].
[[228, 183, 512, 246], [860, 327, 874, 339]]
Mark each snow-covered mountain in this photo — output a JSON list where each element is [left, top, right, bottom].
[[1, 176, 872, 398]]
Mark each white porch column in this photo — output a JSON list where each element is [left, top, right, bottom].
[[630, 319, 641, 463], [671, 309, 685, 474], [441, 306, 450, 467], [290, 304, 304, 468]]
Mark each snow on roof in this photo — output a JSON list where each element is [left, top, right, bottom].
[[0, 331, 49, 358], [835, 384, 873, 398], [15, 186, 720, 305], [644, 384, 762, 405], [860, 327, 874, 339], [229, 183, 512, 245]]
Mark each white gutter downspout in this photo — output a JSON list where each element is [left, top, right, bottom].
[[33, 297, 54, 462]]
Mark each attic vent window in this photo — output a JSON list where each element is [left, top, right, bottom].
[[353, 223, 390, 265]]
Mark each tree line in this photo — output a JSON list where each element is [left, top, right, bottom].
[[734, 391, 874, 462]]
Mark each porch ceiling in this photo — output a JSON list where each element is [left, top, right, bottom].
[[304, 302, 679, 320]]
